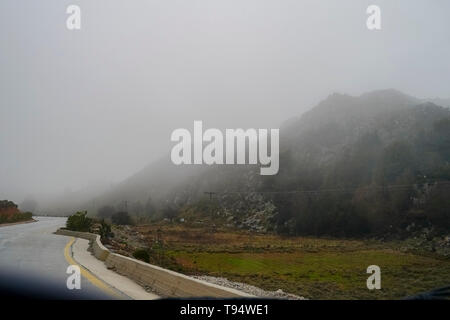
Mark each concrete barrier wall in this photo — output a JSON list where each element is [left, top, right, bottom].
[[104, 253, 251, 298], [54, 229, 109, 261], [92, 236, 110, 261], [55, 228, 251, 298]]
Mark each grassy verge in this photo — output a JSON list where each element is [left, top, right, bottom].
[[113, 224, 450, 299]]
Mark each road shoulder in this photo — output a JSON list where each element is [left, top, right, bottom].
[[71, 238, 159, 300]]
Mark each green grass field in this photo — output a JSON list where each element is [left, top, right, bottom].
[[125, 224, 450, 299], [167, 249, 450, 299]]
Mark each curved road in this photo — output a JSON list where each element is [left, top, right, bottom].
[[0, 216, 121, 299]]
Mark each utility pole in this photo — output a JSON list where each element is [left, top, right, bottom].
[[204, 192, 216, 200]]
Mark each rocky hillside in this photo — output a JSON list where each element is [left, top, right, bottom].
[[90, 89, 450, 237]]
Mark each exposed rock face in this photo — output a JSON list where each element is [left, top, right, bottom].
[[0, 200, 20, 217], [0, 200, 31, 224]]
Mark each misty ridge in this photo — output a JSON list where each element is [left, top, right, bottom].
[[32, 88, 450, 238], [2, 1, 450, 218], [170, 121, 280, 175]]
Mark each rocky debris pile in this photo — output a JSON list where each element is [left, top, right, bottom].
[[240, 210, 274, 232], [392, 226, 450, 257], [404, 234, 450, 257], [219, 193, 276, 232], [104, 225, 148, 257], [193, 275, 306, 300]]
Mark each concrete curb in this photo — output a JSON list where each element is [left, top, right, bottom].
[[55, 228, 252, 298], [55, 229, 109, 261]]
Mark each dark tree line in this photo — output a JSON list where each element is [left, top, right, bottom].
[[265, 114, 450, 237]]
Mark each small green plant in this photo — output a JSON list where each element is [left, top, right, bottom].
[[133, 248, 150, 263], [66, 211, 92, 232]]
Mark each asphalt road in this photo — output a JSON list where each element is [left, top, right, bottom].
[[0, 216, 118, 299]]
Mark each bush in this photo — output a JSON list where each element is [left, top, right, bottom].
[[161, 205, 179, 221], [98, 219, 113, 241], [0, 200, 18, 209], [111, 211, 132, 225], [0, 211, 32, 224], [21, 212, 33, 220], [66, 211, 92, 232], [132, 248, 150, 263]]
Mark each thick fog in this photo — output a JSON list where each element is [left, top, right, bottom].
[[1, 0, 449, 205]]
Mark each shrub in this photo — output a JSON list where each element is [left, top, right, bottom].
[[163, 206, 179, 220], [132, 248, 150, 263], [0, 200, 18, 209], [21, 212, 33, 220], [66, 211, 92, 232], [98, 219, 113, 241]]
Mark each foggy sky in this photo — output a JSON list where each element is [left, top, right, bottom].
[[1, 0, 450, 204]]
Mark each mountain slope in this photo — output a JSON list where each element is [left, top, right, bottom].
[[89, 89, 450, 236]]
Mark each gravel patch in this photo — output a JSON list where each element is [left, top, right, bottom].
[[193, 276, 306, 300]]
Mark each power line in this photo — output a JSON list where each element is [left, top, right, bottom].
[[205, 180, 450, 196]]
